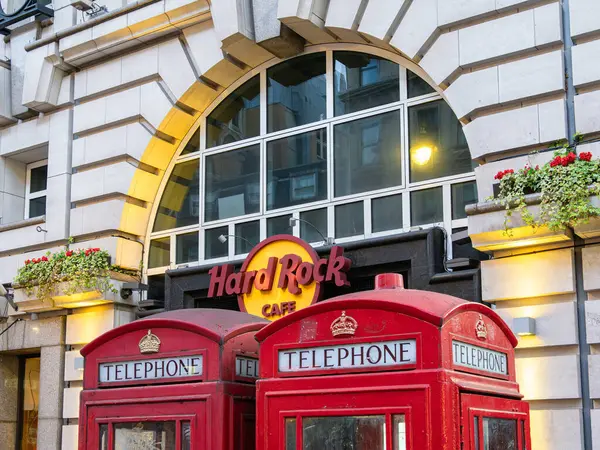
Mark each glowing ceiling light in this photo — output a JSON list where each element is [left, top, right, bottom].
[[412, 145, 433, 166]]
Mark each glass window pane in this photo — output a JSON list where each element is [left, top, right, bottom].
[[153, 160, 200, 232], [267, 129, 327, 210], [235, 221, 260, 254], [181, 421, 191, 450], [285, 418, 296, 450], [411, 188, 443, 226], [267, 215, 292, 237], [393, 415, 406, 450], [407, 69, 435, 98], [20, 357, 40, 450], [205, 226, 228, 259], [205, 145, 260, 221], [521, 421, 526, 450], [175, 232, 199, 264], [409, 100, 473, 183], [29, 165, 47, 193], [483, 418, 517, 450], [302, 416, 385, 450], [181, 128, 200, 155], [334, 51, 400, 116], [268, 53, 326, 133], [334, 111, 402, 197], [336, 202, 364, 238], [207, 76, 260, 148], [300, 208, 327, 243], [149, 237, 170, 268], [99, 424, 108, 450], [372, 194, 403, 232], [452, 181, 478, 220], [113, 421, 176, 450], [28, 196, 46, 218]]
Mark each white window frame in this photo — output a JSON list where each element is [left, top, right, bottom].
[[145, 45, 478, 274], [24, 159, 48, 219]]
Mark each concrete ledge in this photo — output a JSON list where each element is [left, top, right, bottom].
[[0, 215, 45, 233], [468, 202, 573, 252]]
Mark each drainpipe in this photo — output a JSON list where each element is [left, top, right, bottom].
[[575, 237, 592, 449], [562, 0, 592, 446]]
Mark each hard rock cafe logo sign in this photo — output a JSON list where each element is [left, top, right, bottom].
[[208, 235, 351, 321]]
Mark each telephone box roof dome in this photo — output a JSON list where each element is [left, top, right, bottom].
[[82, 308, 268, 356], [255, 273, 517, 347]]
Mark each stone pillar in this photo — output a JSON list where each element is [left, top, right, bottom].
[[37, 345, 65, 450], [0, 354, 19, 449]]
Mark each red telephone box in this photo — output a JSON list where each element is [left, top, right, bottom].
[[78, 309, 267, 450], [255, 274, 531, 450]]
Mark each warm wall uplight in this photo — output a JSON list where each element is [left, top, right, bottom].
[[513, 317, 536, 336], [412, 145, 433, 165]]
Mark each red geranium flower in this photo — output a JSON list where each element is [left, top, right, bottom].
[[41, 256, 48, 262], [494, 169, 514, 180], [25, 259, 31, 265], [66, 250, 73, 257], [579, 152, 592, 162]]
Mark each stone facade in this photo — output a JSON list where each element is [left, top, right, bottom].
[[0, 0, 599, 449]]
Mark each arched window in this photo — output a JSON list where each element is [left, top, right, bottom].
[[147, 49, 477, 272]]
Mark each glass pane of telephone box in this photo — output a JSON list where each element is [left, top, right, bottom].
[[302, 415, 385, 450], [99, 424, 108, 450], [285, 418, 297, 450], [482, 417, 517, 450], [113, 421, 176, 450], [181, 421, 191, 450], [393, 415, 407, 450]]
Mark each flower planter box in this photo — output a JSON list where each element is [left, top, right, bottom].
[[13, 271, 139, 313], [574, 196, 600, 238], [466, 195, 574, 252]]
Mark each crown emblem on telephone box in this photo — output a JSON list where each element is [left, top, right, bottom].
[[475, 315, 487, 340], [139, 330, 161, 354], [331, 311, 358, 337]]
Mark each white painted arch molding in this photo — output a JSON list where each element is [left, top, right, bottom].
[[191, 0, 569, 159], [54, 0, 581, 252]]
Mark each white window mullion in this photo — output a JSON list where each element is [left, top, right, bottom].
[[326, 50, 334, 119], [169, 234, 176, 269], [327, 205, 335, 240], [442, 183, 453, 261], [228, 223, 236, 257], [292, 210, 300, 238], [327, 123, 334, 202], [399, 66, 408, 101], [402, 191, 411, 230], [364, 197, 372, 238], [260, 70, 268, 136]]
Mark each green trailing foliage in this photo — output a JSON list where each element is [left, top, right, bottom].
[[491, 136, 600, 233], [13, 246, 139, 301]]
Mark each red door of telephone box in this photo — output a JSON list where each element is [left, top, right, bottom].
[[78, 309, 267, 450], [255, 273, 531, 450]]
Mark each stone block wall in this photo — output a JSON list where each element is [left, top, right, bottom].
[[0, 0, 598, 449]]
